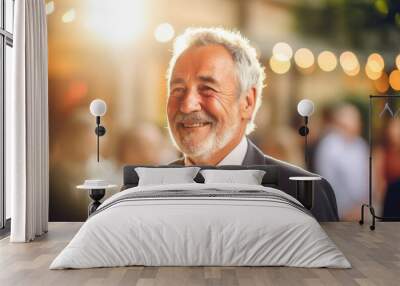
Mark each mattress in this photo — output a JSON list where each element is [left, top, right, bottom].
[[50, 183, 350, 269]]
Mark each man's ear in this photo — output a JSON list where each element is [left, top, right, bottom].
[[240, 87, 256, 120]]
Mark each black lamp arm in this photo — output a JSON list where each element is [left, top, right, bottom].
[[94, 116, 106, 162], [298, 116, 310, 169]]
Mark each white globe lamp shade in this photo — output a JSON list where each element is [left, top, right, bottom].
[[90, 99, 107, 117], [297, 99, 314, 117]]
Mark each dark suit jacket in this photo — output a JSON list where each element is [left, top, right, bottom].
[[170, 138, 339, 221]]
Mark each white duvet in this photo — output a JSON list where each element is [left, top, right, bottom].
[[50, 183, 350, 269]]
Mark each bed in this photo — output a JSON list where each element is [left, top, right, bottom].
[[50, 165, 350, 269]]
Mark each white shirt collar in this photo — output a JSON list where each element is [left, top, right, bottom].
[[217, 136, 248, 166]]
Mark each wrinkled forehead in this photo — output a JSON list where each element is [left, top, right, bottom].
[[170, 44, 238, 84]]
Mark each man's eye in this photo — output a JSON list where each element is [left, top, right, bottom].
[[171, 87, 185, 96], [199, 85, 216, 94]]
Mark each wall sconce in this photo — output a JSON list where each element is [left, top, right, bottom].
[[297, 99, 314, 168], [89, 99, 107, 162]]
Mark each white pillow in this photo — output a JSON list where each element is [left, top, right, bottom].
[[200, 169, 266, 185], [135, 167, 200, 186]]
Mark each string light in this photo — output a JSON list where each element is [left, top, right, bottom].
[[268, 43, 400, 81], [272, 42, 293, 61], [365, 65, 382, 80], [294, 48, 314, 69], [366, 53, 384, 73], [317, 51, 337, 72], [346, 65, 360, 76], [339, 51, 359, 75], [389, 70, 400, 90], [269, 55, 291, 74]]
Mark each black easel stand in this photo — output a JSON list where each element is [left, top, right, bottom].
[[359, 95, 400, 230]]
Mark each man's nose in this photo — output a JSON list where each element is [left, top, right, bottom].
[[179, 88, 201, 114]]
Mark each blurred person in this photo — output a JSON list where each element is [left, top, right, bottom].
[[165, 27, 339, 221], [314, 103, 368, 221], [378, 118, 400, 185], [307, 107, 334, 172], [374, 118, 400, 219]]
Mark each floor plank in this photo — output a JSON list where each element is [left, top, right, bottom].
[[0, 222, 399, 286]]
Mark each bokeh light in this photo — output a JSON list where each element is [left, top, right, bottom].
[[365, 65, 382, 80], [389, 70, 400, 90], [396, 54, 400, 70], [294, 48, 314, 69], [317, 51, 337, 72], [272, 42, 293, 61], [339, 51, 360, 76], [154, 23, 175, 43], [373, 72, 389, 93], [46, 1, 55, 16], [62, 9, 76, 23], [366, 53, 384, 73], [346, 65, 360, 76], [269, 55, 291, 74], [84, 0, 147, 45]]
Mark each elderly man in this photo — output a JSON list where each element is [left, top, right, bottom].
[[166, 27, 338, 221]]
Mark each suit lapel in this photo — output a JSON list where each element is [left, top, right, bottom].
[[242, 138, 267, 165]]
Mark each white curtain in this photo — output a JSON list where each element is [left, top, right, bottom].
[[7, 0, 49, 242]]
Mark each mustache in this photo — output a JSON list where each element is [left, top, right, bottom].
[[175, 112, 216, 125]]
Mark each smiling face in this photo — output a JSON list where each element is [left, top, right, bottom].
[[167, 44, 255, 164]]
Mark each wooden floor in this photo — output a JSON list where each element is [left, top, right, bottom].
[[0, 222, 399, 286]]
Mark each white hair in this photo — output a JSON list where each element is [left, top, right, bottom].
[[167, 27, 266, 134]]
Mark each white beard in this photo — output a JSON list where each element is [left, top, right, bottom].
[[168, 118, 239, 160]]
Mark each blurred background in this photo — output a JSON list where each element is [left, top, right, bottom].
[[46, 0, 400, 222]]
